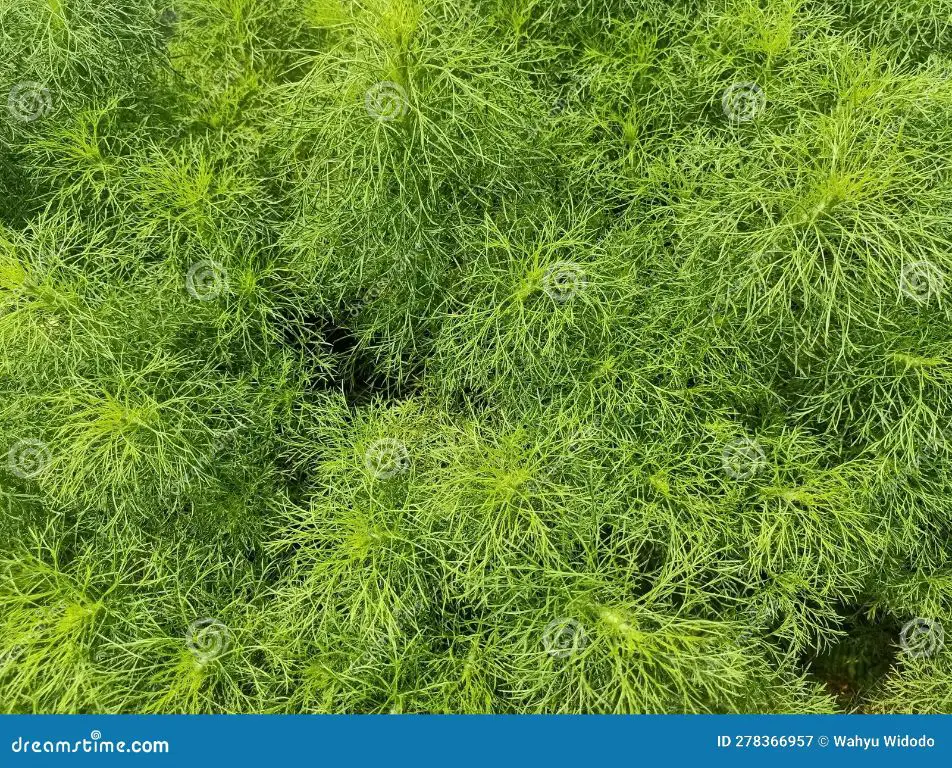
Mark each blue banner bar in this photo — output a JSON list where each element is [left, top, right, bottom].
[[0, 716, 947, 766]]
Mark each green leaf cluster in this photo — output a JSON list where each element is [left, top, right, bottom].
[[1, 0, 951, 713]]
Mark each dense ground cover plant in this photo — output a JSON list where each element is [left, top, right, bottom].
[[1, 0, 951, 713]]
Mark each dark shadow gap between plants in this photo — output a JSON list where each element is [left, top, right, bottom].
[[801, 606, 901, 712]]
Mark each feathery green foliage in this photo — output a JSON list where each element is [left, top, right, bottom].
[[1, 0, 951, 713]]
